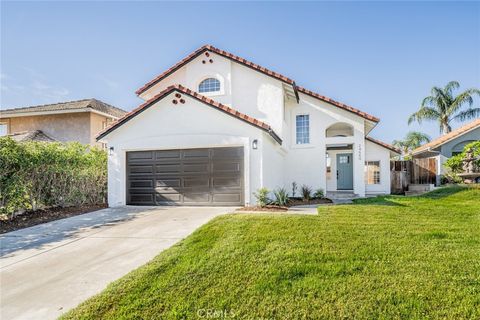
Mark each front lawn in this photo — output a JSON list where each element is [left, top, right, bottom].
[[63, 186, 480, 319]]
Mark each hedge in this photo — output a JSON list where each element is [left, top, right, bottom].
[[0, 137, 107, 218]]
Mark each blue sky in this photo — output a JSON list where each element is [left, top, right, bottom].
[[1, 1, 479, 143]]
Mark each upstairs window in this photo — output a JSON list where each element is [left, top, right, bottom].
[[296, 114, 310, 144], [198, 78, 221, 93]]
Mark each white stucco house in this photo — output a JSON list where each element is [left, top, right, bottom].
[[98, 45, 399, 206], [411, 118, 480, 185]]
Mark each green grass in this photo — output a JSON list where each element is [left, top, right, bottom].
[[62, 186, 480, 319]]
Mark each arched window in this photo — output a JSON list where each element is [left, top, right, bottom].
[[198, 78, 221, 93]]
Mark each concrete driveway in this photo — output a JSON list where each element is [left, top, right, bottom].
[[0, 206, 232, 320]]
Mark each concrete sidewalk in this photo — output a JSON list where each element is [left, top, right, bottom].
[[287, 204, 320, 214], [0, 206, 232, 320]]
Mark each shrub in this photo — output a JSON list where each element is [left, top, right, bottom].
[[0, 137, 107, 218], [253, 188, 270, 207], [313, 188, 324, 199], [301, 185, 312, 201], [272, 188, 289, 206], [291, 182, 297, 197], [441, 173, 463, 184]]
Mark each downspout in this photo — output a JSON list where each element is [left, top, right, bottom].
[[292, 82, 300, 104], [268, 129, 283, 145]]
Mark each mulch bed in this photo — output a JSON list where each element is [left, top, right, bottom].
[[287, 198, 332, 206], [236, 205, 289, 212], [0, 204, 107, 234], [236, 198, 333, 212]]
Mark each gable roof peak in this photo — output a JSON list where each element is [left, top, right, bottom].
[[135, 45, 380, 123], [98, 84, 282, 144], [135, 45, 295, 96]]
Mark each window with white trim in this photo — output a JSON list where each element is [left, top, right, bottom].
[[198, 78, 221, 93], [295, 114, 310, 144], [365, 161, 381, 184], [0, 123, 8, 136]]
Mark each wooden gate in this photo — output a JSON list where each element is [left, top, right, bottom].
[[390, 158, 437, 194], [390, 161, 410, 194], [411, 158, 437, 184]]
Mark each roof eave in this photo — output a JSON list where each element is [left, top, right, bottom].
[[366, 137, 401, 154], [135, 47, 207, 96], [412, 122, 480, 155], [0, 107, 122, 119], [135, 45, 295, 97], [297, 87, 380, 123], [411, 147, 440, 156]]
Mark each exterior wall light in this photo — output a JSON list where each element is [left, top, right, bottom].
[[252, 139, 258, 150]]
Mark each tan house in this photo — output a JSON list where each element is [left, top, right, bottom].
[[0, 99, 126, 147]]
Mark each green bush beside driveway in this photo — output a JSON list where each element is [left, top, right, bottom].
[[0, 137, 106, 217]]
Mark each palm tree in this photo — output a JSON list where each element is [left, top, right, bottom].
[[393, 131, 431, 158], [408, 81, 480, 133]]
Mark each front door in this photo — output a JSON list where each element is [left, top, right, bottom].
[[336, 153, 353, 190]]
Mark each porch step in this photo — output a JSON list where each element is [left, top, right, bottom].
[[408, 184, 435, 192], [326, 192, 358, 200]]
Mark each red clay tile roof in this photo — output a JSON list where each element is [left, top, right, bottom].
[[412, 118, 480, 155], [136, 45, 294, 96], [366, 136, 401, 154], [97, 84, 282, 143], [135, 45, 379, 123], [297, 87, 380, 123]]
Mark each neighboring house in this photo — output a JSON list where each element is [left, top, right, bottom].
[[98, 45, 399, 207], [7, 130, 57, 143], [411, 118, 480, 185], [0, 99, 126, 148]]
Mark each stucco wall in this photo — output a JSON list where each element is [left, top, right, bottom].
[[283, 93, 367, 196], [365, 140, 391, 194], [89, 113, 114, 147], [138, 52, 285, 137], [3, 112, 113, 147], [105, 91, 271, 207], [230, 62, 284, 136], [5, 113, 92, 144], [439, 127, 480, 158], [131, 51, 396, 198], [325, 141, 391, 194], [261, 132, 286, 193]]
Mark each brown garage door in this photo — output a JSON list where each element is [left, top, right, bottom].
[[126, 147, 244, 206]]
